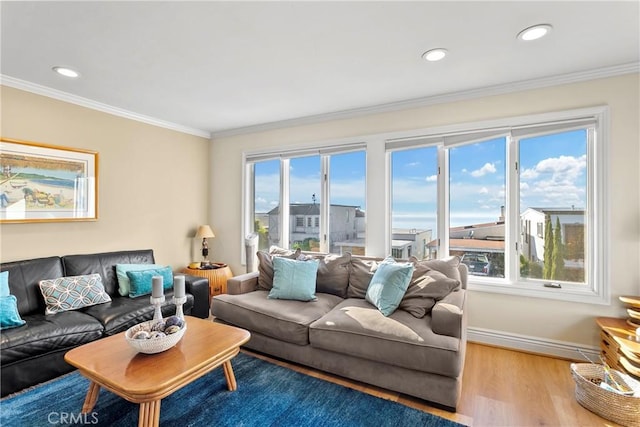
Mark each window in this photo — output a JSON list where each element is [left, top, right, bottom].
[[245, 143, 367, 255], [289, 156, 321, 250], [329, 151, 366, 255], [245, 107, 606, 303], [449, 137, 506, 277], [518, 128, 588, 285], [386, 106, 607, 303], [251, 159, 280, 250], [390, 146, 438, 260]]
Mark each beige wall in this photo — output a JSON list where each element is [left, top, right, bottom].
[[210, 73, 640, 348], [0, 86, 210, 269]]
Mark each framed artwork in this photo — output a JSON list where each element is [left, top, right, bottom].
[[0, 138, 98, 223]]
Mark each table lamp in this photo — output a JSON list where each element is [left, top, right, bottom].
[[195, 225, 215, 266]]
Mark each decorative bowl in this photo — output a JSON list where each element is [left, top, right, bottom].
[[125, 317, 186, 354]]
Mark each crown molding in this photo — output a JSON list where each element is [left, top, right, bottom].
[[0, 75, 211, 139], [212, 62, 640, 139], [3, 62, 638, 141]]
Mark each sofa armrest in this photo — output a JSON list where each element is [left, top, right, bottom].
[[227, 272, 259, 295], [183, 275, 209, 318], [431, 289, 467, 338]]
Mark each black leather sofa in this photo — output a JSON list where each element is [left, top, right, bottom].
[[0, 249, 210, 397]]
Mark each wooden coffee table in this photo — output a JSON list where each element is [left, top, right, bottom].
[[64, 317, 250, 427]]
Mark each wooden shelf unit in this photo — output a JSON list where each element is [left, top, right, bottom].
[[596, 316, 640, 379]]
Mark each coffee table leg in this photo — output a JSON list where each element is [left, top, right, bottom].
[[82, 381, 100, 413], [223, 360, 238, 391], [138, 400, 161, 427]]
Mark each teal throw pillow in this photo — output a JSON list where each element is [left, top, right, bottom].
[[116, 264, 167, 296], [365, 257, 414, 316], [268, 257, 319, 302], [0, 295, 25, 329], [126, 266, 174, 298], [39, 274, 112, 315], [0, 271, 9, 297]]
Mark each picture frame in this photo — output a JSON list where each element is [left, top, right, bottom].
[[0, 138, 98, 223]]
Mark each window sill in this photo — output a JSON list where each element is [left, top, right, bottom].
[[467, 279, 609, 305]]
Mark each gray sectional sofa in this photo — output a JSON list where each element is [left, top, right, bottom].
[[211, 250, 468, 410]]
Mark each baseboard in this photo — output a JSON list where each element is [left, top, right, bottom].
[[467, 327, 600, 362]]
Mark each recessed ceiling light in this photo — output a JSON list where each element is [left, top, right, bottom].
[[422, 48, 448, 62], [517, 24, 552, 41], [52, 66, 80, 78]]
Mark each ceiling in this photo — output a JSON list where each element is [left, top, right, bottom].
[[1, 1, 639, 138]]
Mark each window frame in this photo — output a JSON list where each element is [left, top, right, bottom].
[[242, 106, 609, 305], [243, 141, 367, 255], [385, 106, 609, 305]]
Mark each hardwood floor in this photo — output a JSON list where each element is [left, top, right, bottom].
[[242, 343, 623, 427]]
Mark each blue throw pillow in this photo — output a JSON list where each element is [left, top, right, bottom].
[[0, 271, 9, 297], [0, 295, 26, 329], [126, 266, 174, 298], [268, 257, 319, 302], [365, 257, 414, 316], [116, 263, 168, 296]]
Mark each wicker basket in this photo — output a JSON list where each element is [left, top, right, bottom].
[[570, 363, 640, 427], [125, 319, 186, 354]]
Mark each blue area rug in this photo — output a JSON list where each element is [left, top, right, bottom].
[[0, 352, 464, 426]]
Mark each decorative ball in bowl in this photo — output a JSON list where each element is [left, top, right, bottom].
[[125, 316, 186, 354]]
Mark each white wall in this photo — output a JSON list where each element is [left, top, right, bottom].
[[210, 74, 640, 349]]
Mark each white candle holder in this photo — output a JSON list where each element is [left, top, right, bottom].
[[173, 296, 187, 321], [150, 295, 165, 322]]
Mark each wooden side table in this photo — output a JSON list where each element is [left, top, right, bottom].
[[596, 317, 640, 379], [182, 263, 233, 299]]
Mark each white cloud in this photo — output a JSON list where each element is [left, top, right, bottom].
[[471, 163, 496, 177], [520, 154, 587, 208], [406, 161, 420, 167], [479, 187, 489, 194], [426, 175, 437, 182]]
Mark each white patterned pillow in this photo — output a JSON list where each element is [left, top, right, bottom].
[[39, 274, 111, 315]]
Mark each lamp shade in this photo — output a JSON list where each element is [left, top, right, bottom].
[[195, 225, 215, 239]]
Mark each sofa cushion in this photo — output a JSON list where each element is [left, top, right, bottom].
[[126, 266, 174, 298], [80, 291, 194, 335], [365, 257, 414, 316], [256, 247, 301, 291], [409, 256, 462, 287], [39, 274, 112, 315], [268, 257, 319, 302], [399, 268, 460, 318], [0, 296, 26, 330], [347, 257, 379, 298], [0, 311, 103, 366], [212, 290, 342, 345], [315, 253, 351, 298], [1, 257, 64, 316], [309, 298, 463, 377], [115, 263, 169, 296], [63, 249, 155, 297]]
